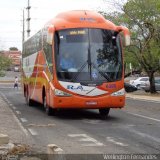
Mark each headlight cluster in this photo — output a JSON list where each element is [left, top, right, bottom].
[[54, 89, 72, 97], [111, 88, 125, 96]]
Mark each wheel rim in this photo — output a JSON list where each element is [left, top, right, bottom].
[[43, 96, 48, 112], [43, 96, 50, 115], [26, 92, 29, 105], [43, 97, 46, 108]]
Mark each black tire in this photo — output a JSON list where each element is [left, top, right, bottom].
[[43, 96, 53, 116], [136, 84, 140, 89], [25, 91, 34, 106], [99, 108, 110, 120]]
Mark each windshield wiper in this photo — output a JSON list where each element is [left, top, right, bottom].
[[71, 60, 88, 82], [88, 47, 92, 79], [91, 62, 112, 82], [71, 47, 92, 82]]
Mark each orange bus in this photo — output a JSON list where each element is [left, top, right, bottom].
[[22, 10, 130, 119]]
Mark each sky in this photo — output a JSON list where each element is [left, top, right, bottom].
[[0, 0, 118, 51]]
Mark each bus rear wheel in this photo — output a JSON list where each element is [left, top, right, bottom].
[[25, 90, 34, 106], [43, 96, 53, 116], [99, 108, 110, 120]]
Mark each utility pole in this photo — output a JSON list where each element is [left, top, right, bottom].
[[22, 9, 25, 52], [22, 9, 25, 43], [26, 0, 31, 37]]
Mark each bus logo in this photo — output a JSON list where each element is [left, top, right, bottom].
[[106, 84, 116, 89], [92, 72, 98, 79], [80, 17, 96, 22], [67, 85, 87, 91]]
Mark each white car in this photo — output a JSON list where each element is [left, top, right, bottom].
[[141, 77, 160, 92], [14, 66, 19, 72], [130, 77, 149, 89]]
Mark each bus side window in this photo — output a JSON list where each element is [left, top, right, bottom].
[[43, 29, 53, 74], [54, 32, 59, 70]]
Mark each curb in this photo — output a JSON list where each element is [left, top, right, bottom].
[[0, 80, 21, 83], [0, 81, 14, 83], [126, 94, 160, 102], [0, 134, 9, 145], [47, 144, 65, 160]]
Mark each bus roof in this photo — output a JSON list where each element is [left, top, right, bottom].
[[24, 10, 118, 43], [47, 10, 117, 31]]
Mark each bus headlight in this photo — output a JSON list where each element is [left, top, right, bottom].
[[54, 89, 72, 97], [111, 88, 125, 96]]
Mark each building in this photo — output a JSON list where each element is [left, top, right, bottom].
[[0, 50, 21, 71]]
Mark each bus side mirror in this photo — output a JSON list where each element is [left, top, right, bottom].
[[117, 26, 130, 46], [47, 25, 55, 45]]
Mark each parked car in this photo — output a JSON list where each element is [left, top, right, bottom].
[[130, 77, 149, 89], [14, 66, 19, 72], [141, 78, 160, 92], [124, 82, 138, 92]]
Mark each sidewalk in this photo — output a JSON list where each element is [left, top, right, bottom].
[[0, 94, 33, 146], [126, 91, 160, 102], [0, 94, 49, 160]]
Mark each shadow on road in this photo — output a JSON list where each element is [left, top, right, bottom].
[[27, 101, 119, 121], [54, 109, 115, 120]]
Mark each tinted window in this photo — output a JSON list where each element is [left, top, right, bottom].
[[55, 28, 122, 83], [140, 78, 149, 81], [155, 79, 160, 84], [23, 31, 42, 57], [43, 27, 53, 73]]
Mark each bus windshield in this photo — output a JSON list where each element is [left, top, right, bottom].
[[55, 28, 122, 83]]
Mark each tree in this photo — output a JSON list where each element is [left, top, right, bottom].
[[102, 0, 160, 93], [9, 47, 18, 51], [0, 55, 12, 76]]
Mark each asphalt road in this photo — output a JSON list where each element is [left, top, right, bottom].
[[0, 71, 20, 82], [0, 84, 160, 155]]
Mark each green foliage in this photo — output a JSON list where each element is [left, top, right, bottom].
[[124, 0, 160, 73], [101, 0, 160, 92], [100, 11, 140, 71], [0, 55, 12, 76], [101, 0, 160, 74], [9, 47, 18, 51]]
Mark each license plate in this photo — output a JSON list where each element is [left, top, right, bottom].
[[86, 101, 97, 105]]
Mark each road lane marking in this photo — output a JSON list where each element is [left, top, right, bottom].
[[12, 111, 29, 136], [20, 118, 28, 123], [68, 134, 104, 146], [128, 128, 160, 143], [82, 119, 103, 124], [0, 94, 14, 107], [106, 137, 128, 147], [0, 93, 29, 135], [27, 123, 55, 127], [15, 91, 22, 94], [0, 92, 29, 136], [16, 111, 21, 115], [12, 106, 17, 110], [28, 128, 38, 136], [0, 87, 18, 89], [126, 112, 160, 122]]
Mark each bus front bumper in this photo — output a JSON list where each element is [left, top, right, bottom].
[[53, 94, 125, 109]]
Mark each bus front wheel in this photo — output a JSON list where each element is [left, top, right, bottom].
[[99, 108, 110, 120]]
